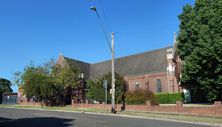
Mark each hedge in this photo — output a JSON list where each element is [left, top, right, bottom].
[[155, 93, 183, 104], [125, 90, 158, 105]]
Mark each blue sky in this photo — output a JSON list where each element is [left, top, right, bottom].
[[0, 0, 194, 92]]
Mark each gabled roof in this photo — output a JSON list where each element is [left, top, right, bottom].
[[61, 47, 171, 79], [63, 57, 91, 79]]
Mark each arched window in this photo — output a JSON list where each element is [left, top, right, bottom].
[[135, 81, 139, 91], [156, 79, 162, 92]]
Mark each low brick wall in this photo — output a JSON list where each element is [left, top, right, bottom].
[[18, 101, 222, 117], [72, 101, 222, 117], [19, 102, 42, 106], [72, 103, 122, 110]]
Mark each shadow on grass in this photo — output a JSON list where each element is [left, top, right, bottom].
[[0, 116, 74, 127]]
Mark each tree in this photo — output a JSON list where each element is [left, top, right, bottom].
[[177, 0, 222, 102], [14, 60, 82, 106], [86, 79, 105, 103], [14, 63, 54, 103], [0, 78, 13, 103], [86, 72, 127, 104], [51, 64, 84, 104], [102, 72, 127, 104], [0, 78, 13, 93]]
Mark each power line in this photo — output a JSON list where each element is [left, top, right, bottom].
[[90, 0, 114, 52], [98, 0, 112, 32], [90, 5, 112, 52]]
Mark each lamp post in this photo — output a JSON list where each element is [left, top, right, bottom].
[[90, 6, 116, 114]]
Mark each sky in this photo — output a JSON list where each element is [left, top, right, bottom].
[[0, 0, 194, 92]]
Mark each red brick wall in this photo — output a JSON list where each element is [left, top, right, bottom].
[[72, 104, 122, 110], [124, 72, 178, 93], [19, 101, 222, 117], [56, 54, 67, 67], [72, 101, 222, 117], [19, 102, 42, 106]]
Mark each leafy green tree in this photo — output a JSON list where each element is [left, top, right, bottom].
[[102, 72, 127, 104], [0, 78, 13, 93], [177, 0, 222, 102], [0, 78, 13, 103], [14, 64, 52, 102], [86, 79, 105, 103], [51, 64, 81, 104], [86, 72, 127, 104], [14, 61, 82, 106], [52, 65, 79, 89]]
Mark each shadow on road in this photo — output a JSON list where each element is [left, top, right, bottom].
[[0, 116, 74, 127]]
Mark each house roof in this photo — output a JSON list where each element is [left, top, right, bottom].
[[62, 47, 171, 79]]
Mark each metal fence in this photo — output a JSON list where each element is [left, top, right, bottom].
[[2, 92, 17, 104]]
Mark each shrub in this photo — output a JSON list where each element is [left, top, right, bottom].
[[155, 93, 183, 104], [125, 90, 158, 105]]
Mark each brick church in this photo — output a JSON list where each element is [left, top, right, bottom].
[[18, 36, 182, 104], [57, 40, 181, 94]]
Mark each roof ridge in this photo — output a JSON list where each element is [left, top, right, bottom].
[[62, 46, 172, 65], [63, 57, 90, 65]]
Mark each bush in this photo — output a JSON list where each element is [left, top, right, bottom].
[[125, 90, 158, 105], [155, 93, 183, 104]]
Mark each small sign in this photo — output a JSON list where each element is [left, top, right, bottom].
[[103, 80, 107, 89], [110, 89, 113, 94]]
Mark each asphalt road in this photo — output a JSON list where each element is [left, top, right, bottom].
[[0, 107, 214, 127]]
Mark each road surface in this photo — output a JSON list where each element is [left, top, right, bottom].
[[0, 107, 213, 127]]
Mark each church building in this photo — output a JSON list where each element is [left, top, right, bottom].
[[57, 42, 181, 94]]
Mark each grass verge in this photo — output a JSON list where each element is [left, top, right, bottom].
[[118, 110, 222, 124]]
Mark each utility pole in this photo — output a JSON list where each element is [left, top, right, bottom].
[[111, 32, 115, 113], [90, 6, 116, 114]]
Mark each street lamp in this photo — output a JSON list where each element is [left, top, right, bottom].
[[90, 6, 99, 18], [90, 6, 116, 114]]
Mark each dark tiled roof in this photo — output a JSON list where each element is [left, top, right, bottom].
[[63, 47, 170, 79], [90, 47, 169, 79], [64, 57, 91, 79]]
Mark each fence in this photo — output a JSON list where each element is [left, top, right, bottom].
[[2, 92, 17, 104], [18, 100, 222, 117], [72, 101, 222, 117]]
